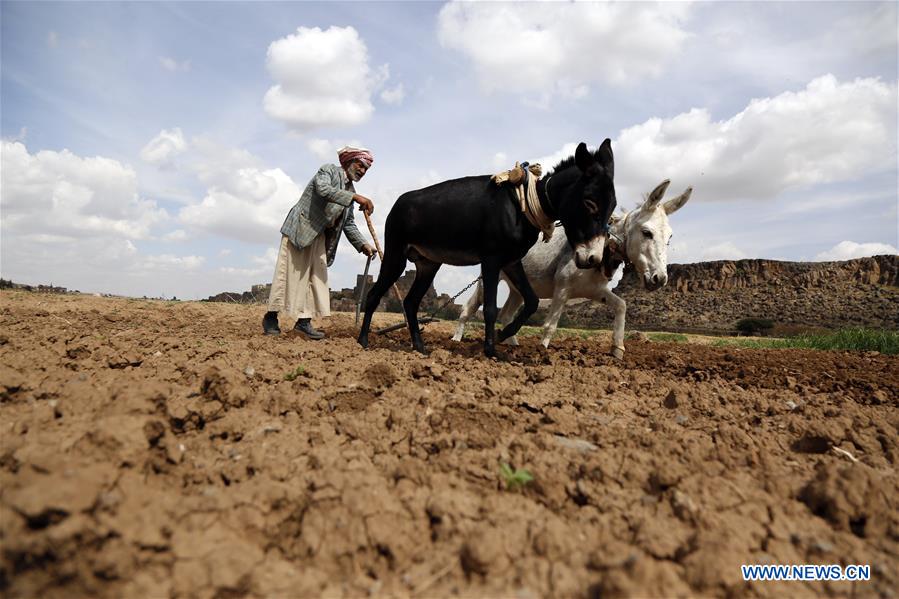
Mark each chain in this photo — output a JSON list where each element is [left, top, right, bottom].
[[421, 275, 482, 326]]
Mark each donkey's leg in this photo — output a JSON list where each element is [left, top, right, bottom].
[[358, 241, 407, 349], [480, 258, 502, 358], [451, 279, 483, 342], [598, 286, 627, 359], [496, 261, 538, 343], [497, 285, 524, 346], [404, 259, 441, 354], [540, 286, 571, 348]]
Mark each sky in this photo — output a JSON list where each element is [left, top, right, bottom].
[[1, 1, 897, 302]]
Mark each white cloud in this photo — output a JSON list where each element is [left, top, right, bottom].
[[1, 140, 166, 240], [700, 242, 748, 261], [47, 31, 59, 48], [306, 137, 366, 162], [438, 2, 692, 98], [530, 143, 580, 174], [177, 140, 301, 244], [263, 26, 388, 130], [0, 143, 211, 295], [666, 240, 748, 264], [380, 83, 405, 105], [140, 127, 188, 165], [307, 138, 334, 161], [159, 56, 191, 72], [814, 241, 898, 262], [615, 75, 898, 202], [187, 137, 262, 187], [701, 4, 898, 91], [218, 247, 278, 279], [140, 254, 205, 270], [2, 127, 27, 143], [162, 229, 187, 242]]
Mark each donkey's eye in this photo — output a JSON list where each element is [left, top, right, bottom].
[[584, 199, 600, 216], [642, 230, 653, 240]]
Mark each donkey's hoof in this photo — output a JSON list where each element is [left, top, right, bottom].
[[610, 346, 625, 360], [357, 336, 369, 349]]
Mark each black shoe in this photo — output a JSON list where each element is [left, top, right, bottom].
[[294, 318, 325, 340], [262, 311, 281, 335]]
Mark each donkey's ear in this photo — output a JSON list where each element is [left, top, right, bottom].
[[596, 138, 614, 178], [574, 142, 592, 172], [642, 179, 670, 212], [663, 187, 692, 215]]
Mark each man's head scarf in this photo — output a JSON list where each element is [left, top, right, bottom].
[[337, 146, 374, 169]]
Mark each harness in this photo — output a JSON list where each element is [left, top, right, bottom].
[[491, 161, 555, 242], [517, 163, 555, 241], [601, 212, 630, 278]]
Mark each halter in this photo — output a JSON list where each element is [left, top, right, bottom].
[[592, 210, 629, 279], [541, 174, 554, 211], [607, 211, 631, 264]]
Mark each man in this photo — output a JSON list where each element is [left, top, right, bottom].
[[262, 146, 377, 339]]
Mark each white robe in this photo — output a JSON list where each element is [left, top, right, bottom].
[[267, 234, 330, 320]]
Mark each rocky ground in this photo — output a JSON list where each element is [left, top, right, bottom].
[[1, 290, 897, 598], [567, 255, 899, 335]]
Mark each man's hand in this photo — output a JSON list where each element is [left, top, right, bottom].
[[353, 194, 374, 215], [361, 244, 377, 258]]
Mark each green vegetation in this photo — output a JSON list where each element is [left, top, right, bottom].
[[515, 325, 596, 340], [284, 365, 306, 381], [713, 328, 898, 355], [499, 463, 534, 491], [647, 332, 689, 343], [470, 320, 897, 355], [463, 322, 600, 340], [712, 338, 789, 350]]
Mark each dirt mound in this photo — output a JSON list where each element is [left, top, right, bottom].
[[1, 290, 897, 598]]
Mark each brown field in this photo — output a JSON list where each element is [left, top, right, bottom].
[[1, 290, 897, 598]]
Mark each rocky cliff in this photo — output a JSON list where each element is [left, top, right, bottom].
[[565, 254, 899, 334]]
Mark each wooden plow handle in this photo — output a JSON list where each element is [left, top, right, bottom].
[[363, 212, 408, 326]]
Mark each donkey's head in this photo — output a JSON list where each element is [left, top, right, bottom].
[[554, 139, 616, 269], [623, 179, 692, 291]]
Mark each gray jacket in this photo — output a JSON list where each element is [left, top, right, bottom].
[[280, 163, 368, 266]]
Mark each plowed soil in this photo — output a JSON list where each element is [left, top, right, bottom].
[[1, 290, 897, 598]]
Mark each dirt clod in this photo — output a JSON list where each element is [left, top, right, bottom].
[[363, 362, 398, 388], [799, 461, 890, 539]]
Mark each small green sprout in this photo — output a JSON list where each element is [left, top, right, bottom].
[[500, 463, 534, 491], [284, 365, 306, 381]]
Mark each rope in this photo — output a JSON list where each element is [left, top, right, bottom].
[[517, 170, 555, 242], [492, 162, 554, 242]]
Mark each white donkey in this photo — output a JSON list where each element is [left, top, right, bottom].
[[452, 179, 691, 359]]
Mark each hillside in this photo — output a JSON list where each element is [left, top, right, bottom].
[[564, 254, 899, 334]]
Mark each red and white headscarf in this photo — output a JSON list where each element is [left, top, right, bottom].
[[337, 146, 374, 169]]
